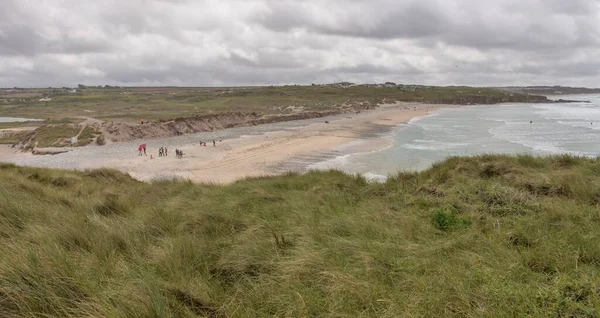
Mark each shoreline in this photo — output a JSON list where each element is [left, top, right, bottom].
[[0, 103, 457, 184]]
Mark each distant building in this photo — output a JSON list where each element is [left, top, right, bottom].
[[327, 82, 355, 88]]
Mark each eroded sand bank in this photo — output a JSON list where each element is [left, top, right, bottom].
[[0, 103, 453, 184]]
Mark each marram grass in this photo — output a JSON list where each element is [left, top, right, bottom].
[[0, 154, 599, 317]]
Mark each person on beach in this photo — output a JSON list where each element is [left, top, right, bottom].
[[138, 144, 146, 156], [165, 147, 168, 156], [213, 140, 216, 147], [159, 147, 163, 157]]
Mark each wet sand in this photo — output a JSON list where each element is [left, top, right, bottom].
[[0, 103, 454, 184]]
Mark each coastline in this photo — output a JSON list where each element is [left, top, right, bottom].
[[0, 103, 457, 184]]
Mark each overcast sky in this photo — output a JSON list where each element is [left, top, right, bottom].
[[1, 0, 599, 87]]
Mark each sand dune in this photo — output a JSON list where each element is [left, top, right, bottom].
[[1, 103, 453, 184]]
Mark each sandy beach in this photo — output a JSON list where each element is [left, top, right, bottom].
[[0, 103, 453, 184]]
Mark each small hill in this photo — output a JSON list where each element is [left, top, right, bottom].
[[0, 155, 599, 317]]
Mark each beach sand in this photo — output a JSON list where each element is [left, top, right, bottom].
[[0, 103, 453, 184]]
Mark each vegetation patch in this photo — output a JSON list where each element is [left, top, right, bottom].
[[0, 155, 599, 317], [431, 207, 472, 231], [1, 85, 548, 122], [32, 125, 81, 147]]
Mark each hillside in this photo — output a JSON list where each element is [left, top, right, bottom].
[[1, 155, 599, 317], [1, 85, 548, 123], [1, 85, 551, 148]]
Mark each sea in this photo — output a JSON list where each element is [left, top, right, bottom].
[[309, 95, 600, 181], [0, 117, 44, 123]]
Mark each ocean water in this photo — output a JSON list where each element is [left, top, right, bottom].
[[310, 95, 600, 180], [0, 117, 44, 123]]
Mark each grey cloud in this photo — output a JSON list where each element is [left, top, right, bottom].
[[544, 0, 600, 15], [0, 25, 45, 56], [0, 0, 599, 88], [329, 63, 417, 75], [254, 0, 450, 39], [254, 0, 600, 51], [228, 51, 258, 67]]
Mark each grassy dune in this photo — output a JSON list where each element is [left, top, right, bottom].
[[0, 86, 545, 123], [1, 155, 599, 317]]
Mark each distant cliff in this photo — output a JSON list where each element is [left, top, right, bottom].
[[417, 93, 550, 105], [497, 86, 600, 95]]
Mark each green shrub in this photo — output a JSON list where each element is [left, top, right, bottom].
[[431, 208, 471, 231]]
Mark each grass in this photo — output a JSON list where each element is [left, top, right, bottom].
[[0, 85, 546, 123], [0, 131, 32, 145], [1, 154, 599, 317], [0, 122, 44, 130], [31, 126, 81, 147], [73, 126, 97, 147], [24, 125, 97, 148]]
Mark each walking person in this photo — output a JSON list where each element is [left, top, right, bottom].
[[165, 147, 168, 156], [138, 144, 146, 156], [212, 140, 216, 147]]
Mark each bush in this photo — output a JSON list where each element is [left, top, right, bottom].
[[431, 208, 471, 231], [95, 134, 106, 146]]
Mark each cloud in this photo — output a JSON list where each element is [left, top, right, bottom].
[[0, 0, 599, 87]]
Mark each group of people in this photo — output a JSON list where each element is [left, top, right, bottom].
[[158, 147, 168, 156], [138, 138, 224, 159], [175, 149, 183, 158], [137, 144, 182, 159], [198, 140, 218, 147]]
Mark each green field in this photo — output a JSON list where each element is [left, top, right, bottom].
[[1, 155, 598, 317], [0, 85, 547, 123]]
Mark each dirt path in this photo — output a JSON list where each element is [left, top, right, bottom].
[[75, 116, 104, 138]]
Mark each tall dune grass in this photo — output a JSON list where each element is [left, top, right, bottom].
[[0, 155, 599, 317]]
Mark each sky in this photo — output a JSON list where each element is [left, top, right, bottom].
[[1, 0, 599, 88]]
